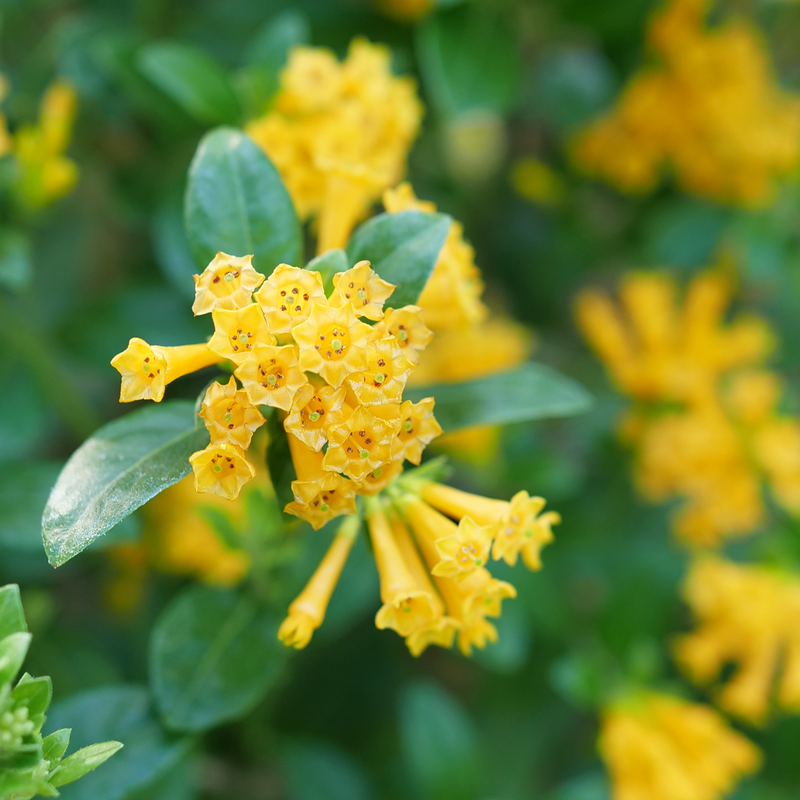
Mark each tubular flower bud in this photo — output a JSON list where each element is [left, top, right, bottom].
[[599, 692, 761, 800], [329, 260, 396, 320], [255, 264, 327, 334], [293, 302, 372, 387], [346, 336, 414, 406], [189, 443, 256, 501], [284, 432, 356, 529], [372, 305, 433, 365], [283, 384, 349, 451], [198, 377, 265, 449], [393, 399, 442, 465], [431, 516, 494, 582], [368, 505, 437, 637], [323, 405, 399, 482], [111, 338, 221, 402], [192, 253, 265, 315], [234, 343, 308, 411], [279, 516, 359, 649], [208, 304, 276, 365]]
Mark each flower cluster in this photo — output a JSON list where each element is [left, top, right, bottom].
[[278, 478, 559, 655], [571, 0, 800, 206], [0, 77, 79, 209], [576, 267, 800, 546], [599, 692, 761, 800], [247, 40, 422, 252], [384, 183, 533, 461], [675, 557, 800, 724]]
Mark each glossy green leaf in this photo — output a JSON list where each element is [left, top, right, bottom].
[[0, 461, 64, 553], [405, 362, 592, 432], [0, 229, 32, 292], [50, 741, 125, 788], [305, 249, 348, 295], [417, 5, 520, 117], [0, 584, 26, 639], [42, 401, 208, 567], [0, 631, 32, 685], [46, 685, 191, 800], [185, 127, 302, 273], [398, 681, 479, 800], [137, 42, 240, 125], [149, 587, 287, 732], [266, 411, 295, 512], [346, 211, 451, 309]]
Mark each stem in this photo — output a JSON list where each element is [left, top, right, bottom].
[[0, 293, 101, 440]]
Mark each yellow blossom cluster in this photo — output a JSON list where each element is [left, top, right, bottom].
[[278, 479, 559, 655], [600, 692, 761, 800], [675, 557, 800, 724], [577, 267, 800, 546], [571, 0, 800, 207], [247, 39, 422, 253], [113, 252, 444, 530], [384, 182, 534, 462], [0, 77, 79, 208]]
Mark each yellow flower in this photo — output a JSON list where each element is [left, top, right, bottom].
[[355, 459, 405, 496], [189, 442, 256, 501], [192, 253, 265, 315], [323, 405, 399, 483], [372, 305, 433, 365], [329, 261, 396, 321], [208, 304, 276, 365], [284, 432, 356, 529], [283, 383, 349, 451], [278, 47, 342, 114], [675, 556, 800, 724], [368, 504, 437, 637], [345, 336, 414, 407], [254, 264, 327, 334], [419, 482, 558, 568], [571, 0, 800, 207], [511, 157, 565, 207], [111, 338, 221, 403], [279, 516, 359, 649], [234, 343, 308, 411], [198, 377, 265, 450], [393, 398, 442, 465], [599, 692, 761, 800], [431, 516, 494, 582], [293, 302, 372, 387]]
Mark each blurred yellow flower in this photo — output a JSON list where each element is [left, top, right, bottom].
[[511, 157, 565, 207], [571, 0, 800, 206], [676, 557, 800, 724], [247, 39, 422, 252], [600, 691, 761, 800]]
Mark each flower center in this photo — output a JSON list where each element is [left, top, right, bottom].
[[317, 325, 351, 361], [228, 326, 256, 354], [458, 542, 481, 566], [278, 283, 311, 317]]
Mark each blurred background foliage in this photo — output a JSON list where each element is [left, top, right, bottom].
[[3, 0, 800, 798]]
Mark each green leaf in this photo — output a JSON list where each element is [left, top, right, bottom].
[[266, 410, 296, 512], [417, 5, 520, 117], [280, 741, 372, 800], [149, 586, 287, 732], [42, 729, 71, 763], [137, 42, 240, 125], [12, 674, 52, 729], [0, 632, 32, 685], [0, 461, 64, 553], [46, 685, 191, 800], [405, 363, 592, 432], [346, 211, 451, 309], [0, 770, 57, 797], [0, 229, 32, 292], [184, 127, 302, 274], [42, 401, 209, 567], [398, 681, 479, 800], [49, 741, 124, 788], [0, 585, 27, 639], [305, 249, 348, 296]]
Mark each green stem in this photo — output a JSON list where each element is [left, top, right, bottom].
[[0, 293, 101, 440]]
